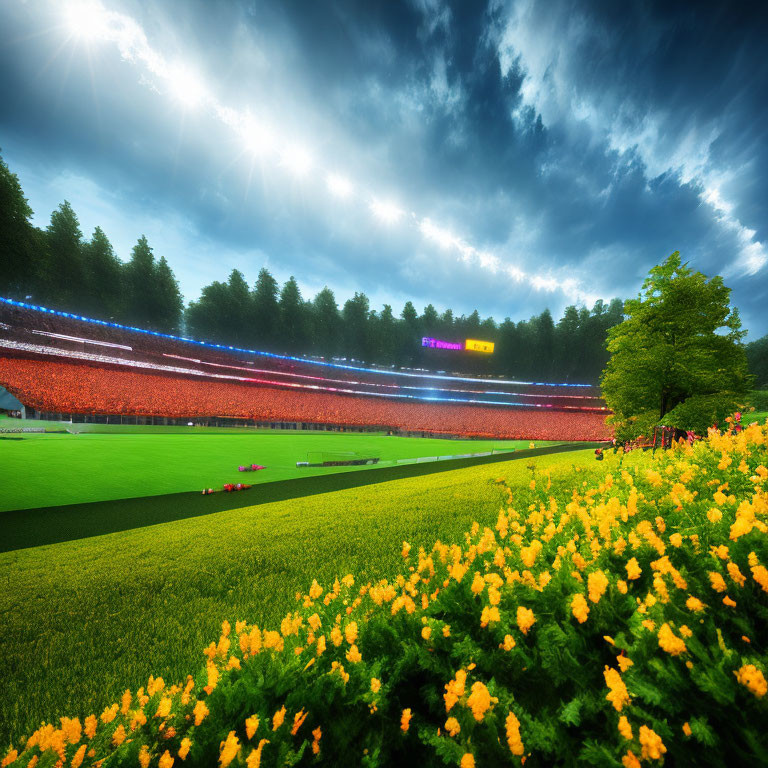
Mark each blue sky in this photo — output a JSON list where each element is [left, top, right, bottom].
[[1, 0, 766, 336]]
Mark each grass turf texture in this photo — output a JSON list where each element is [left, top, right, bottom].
[[0, 427, 542, 512], [0, 449, 596, 747]]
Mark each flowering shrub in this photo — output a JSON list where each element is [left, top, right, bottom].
[[0, 357, 610, 441], [4, 421, 768, 767]]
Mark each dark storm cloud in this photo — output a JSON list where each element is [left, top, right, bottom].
[[0, 0, 766, 335]]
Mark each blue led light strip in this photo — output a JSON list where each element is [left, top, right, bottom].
[[0, 296, 594, 388]]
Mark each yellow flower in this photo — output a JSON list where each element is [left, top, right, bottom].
[[466, 681, 494, 722], [622, 751, 641, 768], [156, 697, 172, 718], [669, 533, 683, 548], [60, 716, 81, 745], [246, 739, 269, 768], [291, 710, 308, 736], [193, 700, 209, 726], [402, 541, 411, 558], [709, 572, 727, 592], [84, 715, 98, 739], [501, 634, 516, 651], [682, 722, 692, 737], [311, 727, 322, 755], [505, 711, 524, 756], [618, 715, 633, 740], [100, 704, 118, 724], [516, 606, 536, 634], [727, 562, 747, 587], [571, 593, 589, 623], [617, 655, 633, 673], [460, 754, 475, 768], [316, 635, 327, 655], [308, 613, 322, 632], [344, 621, 358, 645], [626, 558, 642, 580], [639, 725, 666, 761], [70, 745, 87, 768], [734, 665, 767, 698], [445, 716, 460, 737], [219, 731, 240, 768], [707, 508, 722, 523], [480, 605, 501, 627], [400, 708, 412, 732], [617, 580, 628, 594], [245, 715, 260, 740], [308, 580, 323, 600], [139, 745, 151, 768], [444, 670, 467, 712], [159, 751, 175, 768], [604, 666, 630, 711], [470, 572, 485, 595], [658, 623, 687, 656], [272, 706, 286, 731], [178, 738, 192, 761], [0, 751, 17, 768], [112, 724, 127, 746], [346, 644, 362, 663], [421, 626, 432, 641], [588, 570, 609, 603], [686, 596, 706, 611], [371, 678, 381, 693]]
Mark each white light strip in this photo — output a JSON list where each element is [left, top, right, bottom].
[[30, 329, 133, 350], [58, 0, 604, 305]]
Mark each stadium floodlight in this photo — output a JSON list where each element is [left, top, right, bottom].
[[326, 173, 353, 199], [370, 199, 403, 224], [280, 144, 313, 177], [163, 63, 207, 108]]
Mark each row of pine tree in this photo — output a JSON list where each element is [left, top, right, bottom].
[[4, 151, 765, 384]]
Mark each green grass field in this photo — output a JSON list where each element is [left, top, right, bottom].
[[0, 426, 543, 512], [0, 448, 602, 747]]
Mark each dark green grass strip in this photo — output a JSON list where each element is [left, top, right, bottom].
[[0, 443, 599, 553]]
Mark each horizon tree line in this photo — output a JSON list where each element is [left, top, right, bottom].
[[2, 149, 765, 385]]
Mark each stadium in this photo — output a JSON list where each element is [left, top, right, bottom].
[[3, 2, 768, 767]]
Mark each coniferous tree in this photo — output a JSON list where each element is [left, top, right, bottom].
[[279, 276, 308, 353], [124, 235, 156, 328], [342, 292, 371, 361], [252, 268, 280, 349], [0, 151, 36, 299], [42, 201, 86, 308], [152, 256, 184, 334], [311, 287, 340, 358], [83, 226, 123, 320]]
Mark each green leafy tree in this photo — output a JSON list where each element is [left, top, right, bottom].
[[602, 252, 751, 437], [0, 150, 36, 298]]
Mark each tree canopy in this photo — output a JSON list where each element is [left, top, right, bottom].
[[602, 252, 751, 437]]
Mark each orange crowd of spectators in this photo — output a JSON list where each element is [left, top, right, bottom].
[[0, 357, 611, 441]]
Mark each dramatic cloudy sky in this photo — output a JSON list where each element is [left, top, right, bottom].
[[1, 0, 767, 336]]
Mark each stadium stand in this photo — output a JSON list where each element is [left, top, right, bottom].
[[0, 298, 612, 440]]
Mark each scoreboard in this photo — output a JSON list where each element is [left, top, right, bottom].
[[422, 337, 495, 354]]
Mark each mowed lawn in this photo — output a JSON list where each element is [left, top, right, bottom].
[[0, 449, 601, 746], [0, 430, 539, 512]]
